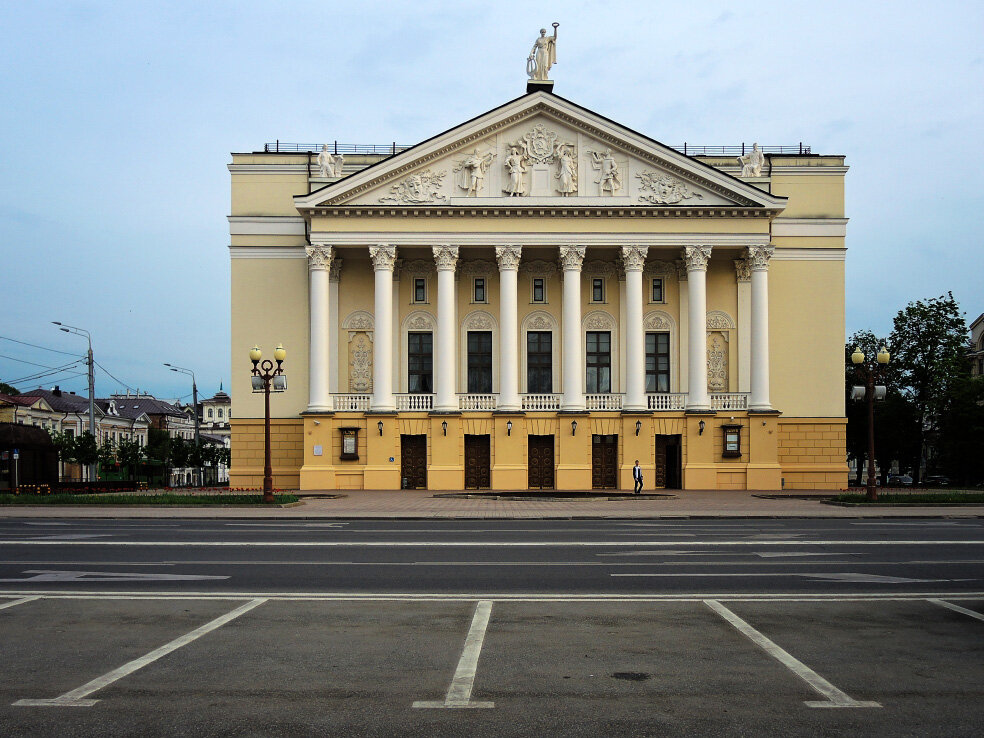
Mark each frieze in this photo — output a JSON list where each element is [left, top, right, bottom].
[[379, 169, 449, 205], [636, 171, 704, 205]]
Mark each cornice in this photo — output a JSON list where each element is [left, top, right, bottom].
[[302, 205, 779, 219]]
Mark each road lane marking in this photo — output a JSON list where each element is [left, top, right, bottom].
[[1, 539, 982, 547], [613, 573, 968, 582], [413, 600, 495, 709], [927, 598, 984, 622], [704, 600, 881, 708], [13, 598, 266, 707], [0, 596, 39, 611], [0, 570, 229, 583]]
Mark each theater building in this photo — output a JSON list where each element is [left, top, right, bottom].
[[228, 88, 848, 491]]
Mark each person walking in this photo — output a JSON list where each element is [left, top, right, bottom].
[[633, 459, 643, 494]]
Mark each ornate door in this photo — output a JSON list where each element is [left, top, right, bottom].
[[527, 435, 555, 489], [464, 435, 491, 489], [591, 434, 618, 489], [400, 435, 427, 489], [653, 436, 667, 489]]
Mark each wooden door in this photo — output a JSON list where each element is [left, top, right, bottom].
[[527, 435, 555, 489], [653, 436, 668, 489], [591, 434, 618, 489], [464, 435, 491, 489], [400, 434, 427, 489]]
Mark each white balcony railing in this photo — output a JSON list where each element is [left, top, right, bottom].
[[521, 393, 562, 411], [458, 393, 498, 411], [395, 393, 433, 411], [331, 394, 371, 411], [586, 393, 624, 411], [711, 393, 748, 410], [648, 393, 687, 411]]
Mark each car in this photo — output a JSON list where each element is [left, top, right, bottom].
[[923, 475, 950, 486], [886, 474, 913, 487]]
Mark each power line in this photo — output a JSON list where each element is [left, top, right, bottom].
[[94, 360, 138, 394], [0, 335, 82, 357], [0, 353, 70, 370], [6, 360, 84, 386]]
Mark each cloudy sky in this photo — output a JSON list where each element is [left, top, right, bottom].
[[1, 0, 981, 400]]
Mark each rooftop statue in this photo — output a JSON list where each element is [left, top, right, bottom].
[[527, 23, 559, 81], [317, 145, 344, 178], [738, 143, 765, 177]]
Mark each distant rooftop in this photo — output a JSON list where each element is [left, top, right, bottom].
[[261, 142, 812, 157]]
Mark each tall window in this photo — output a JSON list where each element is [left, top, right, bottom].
[[651, 278, 664, 303], [646, 332, 670, 393], [586, 331, 611, 393], [408, 332, 433, 393], [473, 278, 486, 303], [413, 278, 427, 303], [532, 278, 545, 303], [527, 331, 552, 393], [591, 278, 605, 303], [207, 408, 214, 419], [467, 331, 493, 393]]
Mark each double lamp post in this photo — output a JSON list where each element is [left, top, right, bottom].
[[850, 345, 890, 501], [250, 344, 287, 503]]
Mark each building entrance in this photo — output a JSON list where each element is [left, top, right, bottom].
[[400, 434, 427, 489], [464, 434, 491, 489], [653, 434, 682, 489], [527, 434, 555, 489], [591, 434, 618, 489]]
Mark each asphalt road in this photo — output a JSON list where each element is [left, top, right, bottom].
[[1, 518, 982, 736]]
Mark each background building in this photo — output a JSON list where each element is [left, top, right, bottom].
[[229, 91, 847, 491]]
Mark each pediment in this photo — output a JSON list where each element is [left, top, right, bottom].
[[295, 93, 787, 212]]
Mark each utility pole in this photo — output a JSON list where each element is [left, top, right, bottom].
[[53, 322, 97, 482], [165, 363, 201, 486]]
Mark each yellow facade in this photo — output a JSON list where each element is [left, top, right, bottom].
[[228, 92, 848, 491]]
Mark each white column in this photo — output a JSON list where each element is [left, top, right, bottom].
[[369, 245, 397, 412], [735, 258, 751, 394], [621, 246, 648, 410], [495, 246, 522, 411], [328, 258, 342, 394], [560, 246, 586, 411], [433, 245, 459, 412], [306, 244, 333, 412], [748, 245, 775, 411], [676, 260, 688, 394], [684, 246, 712, 411]]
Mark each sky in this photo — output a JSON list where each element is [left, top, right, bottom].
[[1, 0, 982, 401]]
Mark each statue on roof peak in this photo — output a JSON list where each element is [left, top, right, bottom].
[[527, 23, 559, 81]]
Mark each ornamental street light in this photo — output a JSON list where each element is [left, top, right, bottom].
[[250, 344, 287, 503], [851, 345, 890, 501], [52, 321, 96, 482], [164, 362, 200, 486]]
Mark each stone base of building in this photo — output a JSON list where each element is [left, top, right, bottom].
[[229, 413, 847, 492]]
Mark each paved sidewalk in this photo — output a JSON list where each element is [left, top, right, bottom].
[[0, 489, 981, 519]]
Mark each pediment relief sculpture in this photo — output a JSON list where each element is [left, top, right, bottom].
[[587, 148, 622, 196], [379, 169, 449, 204], [454, 146, 496, 197], [636, 170, 703, 205]]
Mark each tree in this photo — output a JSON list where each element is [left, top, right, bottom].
[[0, 382, 19, 395], [49, 430, 77, 464], [116, 438, 144, 482], [888, 293, 968, 483], [935, 372, 984, 485], [74, 432, 100, 480], [144, 429, 172, 486]]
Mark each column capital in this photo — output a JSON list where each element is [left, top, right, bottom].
[[306, 244, 333, 271], [734, 258, 751, 283], [495, 245, 522, 271], [558, 245, 586, 272], [682, 246, 712, 272], [620, 245, 649, 272], [432, 244, 459, 271], [746, 245, 775, 271], [369, 244, 397, 271]]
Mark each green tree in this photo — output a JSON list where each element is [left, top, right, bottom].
[[888, 293, 968, 483], [144, 429, 172, 486], [116, 438, 143, 481], [48, 430, 78, 465], [0, 382, 19, 395], [935, 373, 984, 484], [74, 432, 100, 478]]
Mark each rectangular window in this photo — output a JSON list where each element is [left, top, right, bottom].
[[646, 332, 670, 393], [532, 278, 545, 303], [526, 331, 552, 393], [651, 278, 664, 303], [592, 278, 605, 303], [413, 278, 426, 303], [473, 278, 486, 303], [586, 331, 611, 393], [408, 332, 433, 393], [467, 331, 493, 393]]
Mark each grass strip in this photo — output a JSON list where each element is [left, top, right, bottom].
[[834, 493, 984, 504], [0, 493, 299, 506]]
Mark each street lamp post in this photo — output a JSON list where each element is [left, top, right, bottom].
[[250, 344, 287, 503], [851, 345, 890, 501], [164, 363, 200, 486], [52, 321, 96, 482]]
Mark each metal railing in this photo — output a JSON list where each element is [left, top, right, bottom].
[[648, 393, 687, 411], [586, 394, 624, 411], [331, 394, 371, 411], [458, 393, 498, 411], [674, 144, 811, 156], [262, 142, 810, 157], [522, 393, 562, 411], [395, 393, 433, 411], [711, 393, 748, 410]]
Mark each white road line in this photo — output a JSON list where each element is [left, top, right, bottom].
[[614, 573, 965, 583], [13, 598, 266, 707], [0, 539, 981, 547], [927, 598, 984, 622], [413, 600, 495, 709], [704, 600, 880, 709], [0, 596, 39, 611]]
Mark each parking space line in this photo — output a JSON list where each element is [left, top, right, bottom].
[[13, 598, 267, 707], [0, 596, 39, 611], [413, 600, 495, 709], [927, 598, 984, 622], [704, 600, 881, 709]]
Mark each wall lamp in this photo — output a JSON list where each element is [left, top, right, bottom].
[[377, 420, 384, 436], [442, 420, 448, 436], [635, 420, 642, 436], [506, 420, 513, 436], [571, 420, 577, 436], [698, 419, 706, 435]]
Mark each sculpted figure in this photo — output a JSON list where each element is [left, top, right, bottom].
[[589, 148, 622, 195], [503, 146, 527, 196], [554, 144, 577, 196], [456, 148, 496, 196], [737, 143, 765, 177], [527, 23, 559, 81], [317, 145, 344, 177]]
